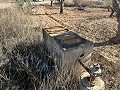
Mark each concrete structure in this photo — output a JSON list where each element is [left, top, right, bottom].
[[0, 43, 2, 57], [80, 72, 105, 90], [42, 26, 93, 71]]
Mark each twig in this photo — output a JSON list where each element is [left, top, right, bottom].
[[0, 74, 9, 81]]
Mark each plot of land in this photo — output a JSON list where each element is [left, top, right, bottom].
[[31, 5, 120, 63], [0, 1, 120, 90], [29, 5, 120, 89]]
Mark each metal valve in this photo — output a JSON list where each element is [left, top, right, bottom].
[[89, 63, 101, 77]]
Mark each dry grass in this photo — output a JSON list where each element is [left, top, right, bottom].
[[73, 0, 112, 7], [0, 7, 80, 90], [0, 7, 42, 52], [91, 52, 120, 90], [0, 3, 120, 90]]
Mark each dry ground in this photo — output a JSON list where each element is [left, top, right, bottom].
[[0, 2, 120, 90], [29, 5, 120, 89], [31, 6, 120, 63]]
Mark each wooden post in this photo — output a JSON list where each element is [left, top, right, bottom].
[[60, 0, 64, 14]]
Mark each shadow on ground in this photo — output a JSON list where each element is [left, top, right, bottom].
[[0, 41, 55, 90], [31, 12, 57, 16], [94, 39, 120, 47]]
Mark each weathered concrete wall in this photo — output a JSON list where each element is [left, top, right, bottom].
[[43, 28, 94, 71], [0, 43, 2, 57], [43, 29, 63, 70], [62, 42, 93, 71]]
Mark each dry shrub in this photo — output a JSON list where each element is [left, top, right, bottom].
[[0, 7, 80, 90], [73, 0, 106, 7], [64, 0, 75, 7], [73, 0, 82, 6], [0, 7, 42, 53]]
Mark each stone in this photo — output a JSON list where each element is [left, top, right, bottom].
[[80, 72, 105, 90]]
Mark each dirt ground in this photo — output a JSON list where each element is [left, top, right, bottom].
[[0, 1, 120, 89], [29, 6, 120, 89], [31, 5, 120, 63]]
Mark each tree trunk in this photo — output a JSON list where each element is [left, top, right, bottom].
[[51, 1, 53, 6], [60, 0, 64, 14]]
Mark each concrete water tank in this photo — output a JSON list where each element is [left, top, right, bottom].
[[42, 26, 94, 71]]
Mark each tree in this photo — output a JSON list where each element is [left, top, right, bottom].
[[16, 0, 33, 14], [60, 0, 64, 14], [50, 0, 53, 6]]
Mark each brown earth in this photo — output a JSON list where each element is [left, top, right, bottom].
[[31, 6, 120, 63], [0, 2, 120, 89], [29, 6, 120, 89]]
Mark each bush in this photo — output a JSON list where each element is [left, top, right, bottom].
[[0, 6, 43, 56], [64, 0, 75, 7], [0, 7, 79, 90], [73, 0, 112, 7]]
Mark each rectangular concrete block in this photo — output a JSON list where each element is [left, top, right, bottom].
[[43, 26, 94, 71]]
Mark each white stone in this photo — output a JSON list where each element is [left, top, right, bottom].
[[80, 72, 105, 90]]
